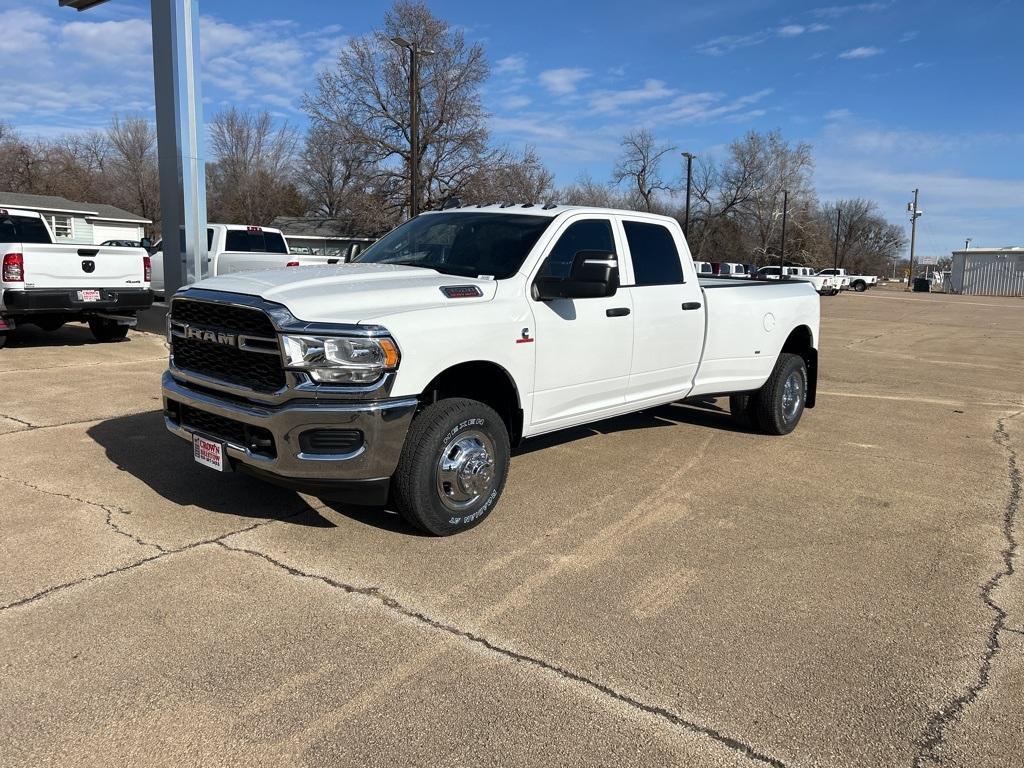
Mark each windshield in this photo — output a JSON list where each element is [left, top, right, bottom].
[[354, 212, 552, 279]]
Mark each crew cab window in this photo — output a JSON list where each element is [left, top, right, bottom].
[[0, 214, 52, 244], [225, 229, 288, 253], [171, 228, 216, 253], [539, 219, 616, 279], [623, 221, 684, 286]]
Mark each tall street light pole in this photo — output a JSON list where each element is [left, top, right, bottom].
[[391, 37, 433, 219], [833, 206, 841, 274], [779, 190, 789, 278], [906, 188, 922, 291], [681, 152, 695, 239]]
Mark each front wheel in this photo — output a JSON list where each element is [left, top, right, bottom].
[[88, 317, 130, 343], [391, 398, 510, 536], [752, 353, 808, 435], [852, 280, 867, 292]]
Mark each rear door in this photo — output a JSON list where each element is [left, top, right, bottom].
[[619, 217, 705, 403]]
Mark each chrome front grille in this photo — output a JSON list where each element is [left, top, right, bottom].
[[169, 298, 285, 393]]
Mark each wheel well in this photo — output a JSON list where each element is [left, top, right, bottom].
[[422, 361, 524, 444], [782, 325, 818, 408]]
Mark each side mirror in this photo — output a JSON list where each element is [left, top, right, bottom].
[[140, 237, 153, 249], [534, 250, 619, 300]]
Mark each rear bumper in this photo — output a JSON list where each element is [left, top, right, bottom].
[[161, 371, 418, 496], [1, 287, 153, 315]]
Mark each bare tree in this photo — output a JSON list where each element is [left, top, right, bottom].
[[107, 116, 160, 231], [611, 129, 676, 212], [300, 122, 375, 218], [462, 146, 555, 204], [730, 129, 814, 257], [207, 108, 304, 224], [303, 1, 492, 218]]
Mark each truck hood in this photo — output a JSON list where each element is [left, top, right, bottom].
[[189, 263, 498, 324]]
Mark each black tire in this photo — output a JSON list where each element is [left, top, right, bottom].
[[752, 353, 808, 435], [391, 398, 510, 536], [88, 317, 130, 343], [852, 280, 867, 292], [0, 333, 7, 349], [729, 393, 759, 429]]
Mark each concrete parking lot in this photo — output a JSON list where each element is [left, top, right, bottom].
[[0, 287, 1021, 768]]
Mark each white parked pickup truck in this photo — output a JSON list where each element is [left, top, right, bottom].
[[150, 223, 346, 297], [1, 207, 152, 347], [816, 268, 877, 292], [162, 205, 820, 535], [757, 265, 837, 296]]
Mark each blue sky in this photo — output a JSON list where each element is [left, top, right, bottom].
[[2, 0, 1021, 256]]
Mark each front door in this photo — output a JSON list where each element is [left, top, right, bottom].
[[528, 216, 633, 429]]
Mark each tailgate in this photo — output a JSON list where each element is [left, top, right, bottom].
[[17, 244, 146, 289]]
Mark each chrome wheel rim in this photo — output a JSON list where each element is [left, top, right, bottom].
[[782, 370, 804, 422], [435, 429, 496, 512]]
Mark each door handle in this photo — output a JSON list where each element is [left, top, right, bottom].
[[606, 307, 631, 317], [681, 302, 702, 311]]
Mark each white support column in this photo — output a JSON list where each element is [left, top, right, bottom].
[[150, 0, 208, 296]]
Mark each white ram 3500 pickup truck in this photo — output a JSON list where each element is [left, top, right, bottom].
[[816, 268, 877, 292], [150, 223, 345, 297], [162, 205, 820, 535], [1, 208, 152, 347]]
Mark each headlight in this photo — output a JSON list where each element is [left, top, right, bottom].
[[280, 334, 400, 384]]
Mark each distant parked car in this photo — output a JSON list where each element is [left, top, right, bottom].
[[757, 265, 838, 296], [816, 268, 877, 292], [694, 260, 714, 276], [711, 262, 747, 278]]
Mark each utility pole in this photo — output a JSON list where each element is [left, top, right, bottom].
[[391, 37, 433, 219], [681, 152, 695, 239], [906, 189, 922, 291], [779, 190, 789, 278], [833, 207, 841, 273]]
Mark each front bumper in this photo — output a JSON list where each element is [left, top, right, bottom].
[[162, 371, 418, 492], [2, 287, 153, 315]]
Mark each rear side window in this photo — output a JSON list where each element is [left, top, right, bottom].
[[225, 229, 288, 253], [0, 214, 52, 244], [623, 221, 684, 286], [539, 219, 616, 279]]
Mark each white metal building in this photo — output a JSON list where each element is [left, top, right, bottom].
[[0, 192, 151, 244], [948, 247, 1024, 296]]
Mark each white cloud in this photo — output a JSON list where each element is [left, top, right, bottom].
[[838, 46, 884, 59], [538, 67, 590, 95], [825, 108, 852, 121], [501, 94, 532, 110], [811, 3, 889, 19], [778, 24, 806, 37], [588, 79, 674, 114], [899, 30, 919, 43], [494, 55, 526, 75]]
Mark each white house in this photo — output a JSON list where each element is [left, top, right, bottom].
[[0, 192, 151, 244]]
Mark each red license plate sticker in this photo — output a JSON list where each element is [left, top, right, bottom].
[[77, 290, 101, 302]]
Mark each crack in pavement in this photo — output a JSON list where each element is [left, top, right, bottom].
[[0, 356, 167, 375], [912, 410, 1022, 768], [216, 540, 790, 768], [0, 412, 34, 429], [0, 510, 307, 613], [0, 473, 167, 553]]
